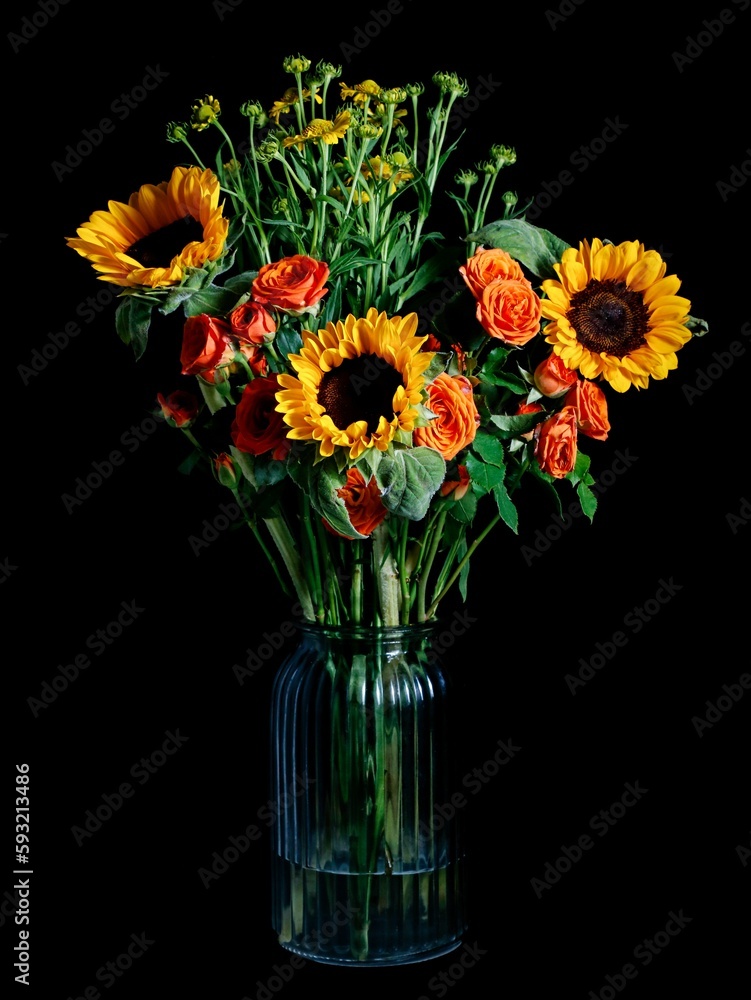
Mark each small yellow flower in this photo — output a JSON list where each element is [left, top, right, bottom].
[[282, 110, 352, 149], [361, 153, 413, 193], [268, 87, 322, 124], [190, 94, 221, 131], [340, 80, 382, 104]]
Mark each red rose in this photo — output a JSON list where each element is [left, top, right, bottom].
[[251, 254, 329, 314], [565, 379, 610, 441], [181, 314, 234, 377], [229, 301, 277, 345], [156, 390, 200, 428], [231, 375, 291, 460], [534, 406, 578, 479]]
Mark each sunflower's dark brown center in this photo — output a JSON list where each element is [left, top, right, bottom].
[[126, 215, 203, 268], [567, 279, 649, 356], [318, 354, 403, 433]]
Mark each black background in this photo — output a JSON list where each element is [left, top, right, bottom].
[[4, 1, 750, 997]]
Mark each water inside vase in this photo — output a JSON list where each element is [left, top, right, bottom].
[[272, 854, 465, 966]]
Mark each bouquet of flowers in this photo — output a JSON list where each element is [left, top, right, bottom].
[[66, 54, 705, 628]]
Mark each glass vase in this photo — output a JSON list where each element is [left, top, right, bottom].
[[269, 621, 466, 966]]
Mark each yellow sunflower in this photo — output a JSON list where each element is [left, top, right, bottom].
[[66, 166, 228, 289], [275, 308, 432, 460], [540, 239, 693, 392]]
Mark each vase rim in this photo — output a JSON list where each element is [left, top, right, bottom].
[[297, 619, 438, 637]]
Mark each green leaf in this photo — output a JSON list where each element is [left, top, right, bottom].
[[397, 245, 458, 303], [686, 314, 709, 337], [577, 481, 598, 522], [464, 452, 505, 497], [447, 490, 478, 524], [492, 481, 519, 534], [198, 377, 228, 415], [466, 218, 570, 280], [471, 429, 506, 467], [115, 296, 154, 361], [375, 447, 445, 520], [490, 411, 546, 438]]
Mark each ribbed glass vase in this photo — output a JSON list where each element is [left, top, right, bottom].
[[269, 621, 466, 966]]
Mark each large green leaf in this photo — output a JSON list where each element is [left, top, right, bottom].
[[375, 447, 445, 520], [115, 296, 154, 360], [466, 218, 570, 280]]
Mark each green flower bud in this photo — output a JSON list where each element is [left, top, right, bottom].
[[190, 94, 221, 131], [491, 144, 517, 167], [240, 100, 265, 120], [256, 137, 280, 162], [405, 82, 425, 97], [316, 60, 342, 81], [503, 190, 519, 207], [354, 122, 383, 140], [477, 159, 498, 176], [166, 121, 189, 143], [283, 54, 311, 74], [379, 87, 407, 105], [433, 72, 468, 96], [454, 169, 478, 186]]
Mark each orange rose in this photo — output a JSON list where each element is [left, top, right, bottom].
[[324, 468, 387, 538], [459, 247, 524, 299], [229, 301, 277, 345], [413, 373, 480, 461], [565, 379, 610, 442], [476, 278, 541, 347], [251, 254, 329, 314], [534, 405, 578, 479], [180, 314, 234, 377], [533, 353, 578, 397]]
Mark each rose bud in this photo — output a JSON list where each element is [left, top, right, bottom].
[[533, 353, 578, 397], [156, 390, 200, 428], [180, 313, 235, 378], [440, 464, 471, 500], [213, 452, 240, 488]]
